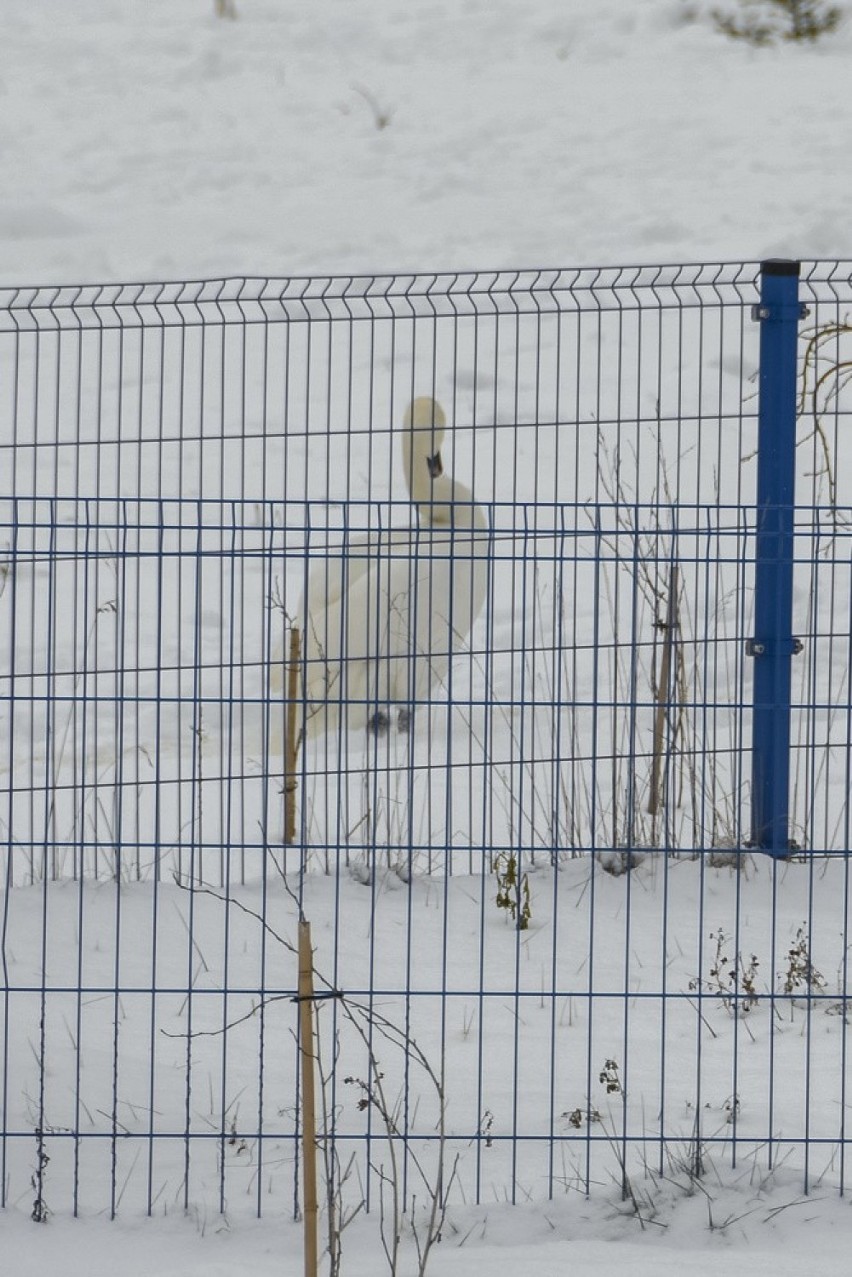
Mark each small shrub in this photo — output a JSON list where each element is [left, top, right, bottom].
[[780, 923, 826, 998], [565, 1105, 602, 1129], [712, 0, 842, 43], [599, 1058, 623, 1095], [692, 927, 760, 1015], [494, 852, 532, 930]]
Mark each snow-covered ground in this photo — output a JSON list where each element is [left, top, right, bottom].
[[4, 2, 852, 1274], [6, 859, 852, 1277], [6, 1177, 852, 1277], [3, 0, 852, 285]]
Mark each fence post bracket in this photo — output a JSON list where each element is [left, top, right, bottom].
[[746, 637, 803, 658], [751, 302, 810, 322]]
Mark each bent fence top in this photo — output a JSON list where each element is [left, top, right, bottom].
[[2, 259, 852, 329]]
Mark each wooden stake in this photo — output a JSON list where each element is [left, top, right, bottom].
[[648, 563, 679, 818], [298, 918, 319, 1277], [284, 626, 301, 846]]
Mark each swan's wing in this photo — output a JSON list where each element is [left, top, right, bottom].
[[301, 523, 490, 735], [302, 528, 420, 617], [303, 552, 430, 728]]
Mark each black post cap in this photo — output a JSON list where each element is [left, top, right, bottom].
[[761, 259, 801, 277]]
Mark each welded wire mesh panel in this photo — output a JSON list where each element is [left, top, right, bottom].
[[2, 262, 852, 1222], [789, 265, 852, 856], [0, 265, 769, 511]]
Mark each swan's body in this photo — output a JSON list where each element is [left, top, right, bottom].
[[300, 397, 488, 739]]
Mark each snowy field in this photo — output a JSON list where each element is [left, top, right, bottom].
[[3, 0, 852, 284], [4, 2, 852, 1275]]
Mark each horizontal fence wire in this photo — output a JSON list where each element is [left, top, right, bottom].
[[1, 262, 852, 1222]]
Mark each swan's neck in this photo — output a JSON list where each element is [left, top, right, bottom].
[[402, 433, 441, 507], [419, 475, 486, 530]]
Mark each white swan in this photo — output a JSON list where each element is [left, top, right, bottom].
[[300, 396, 488, 740]]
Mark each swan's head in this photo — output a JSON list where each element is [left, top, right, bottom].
[[402, 397, 446, 499]]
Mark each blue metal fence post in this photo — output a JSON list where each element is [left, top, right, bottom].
[[749, 259, 804, 856]]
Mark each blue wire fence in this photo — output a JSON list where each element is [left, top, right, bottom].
[[1, 262, 852, 1225]]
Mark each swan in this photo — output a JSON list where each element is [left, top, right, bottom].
[[299, 396, 488, 740]]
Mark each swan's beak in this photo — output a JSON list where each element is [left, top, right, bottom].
[[427, 452, 443, 479]]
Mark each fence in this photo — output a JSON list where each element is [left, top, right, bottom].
[[1, 261, 852, 1229]]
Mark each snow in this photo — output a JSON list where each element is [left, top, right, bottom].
[[4, 0, 852, 1273], [7, 860, 852, 1275], [6, 1178, 852, 1277], [3, 0, 852, 286]]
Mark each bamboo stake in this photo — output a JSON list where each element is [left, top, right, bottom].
[[648, 563, 679, 819], [298, 918, 319, 1277], [284, 626, 301, 845]]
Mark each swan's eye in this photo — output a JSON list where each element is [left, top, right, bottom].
[[427, 452, 443, 479]]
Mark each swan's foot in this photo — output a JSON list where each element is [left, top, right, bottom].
[[367, 708, 414, 735], [368, 711, 391, 736]]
